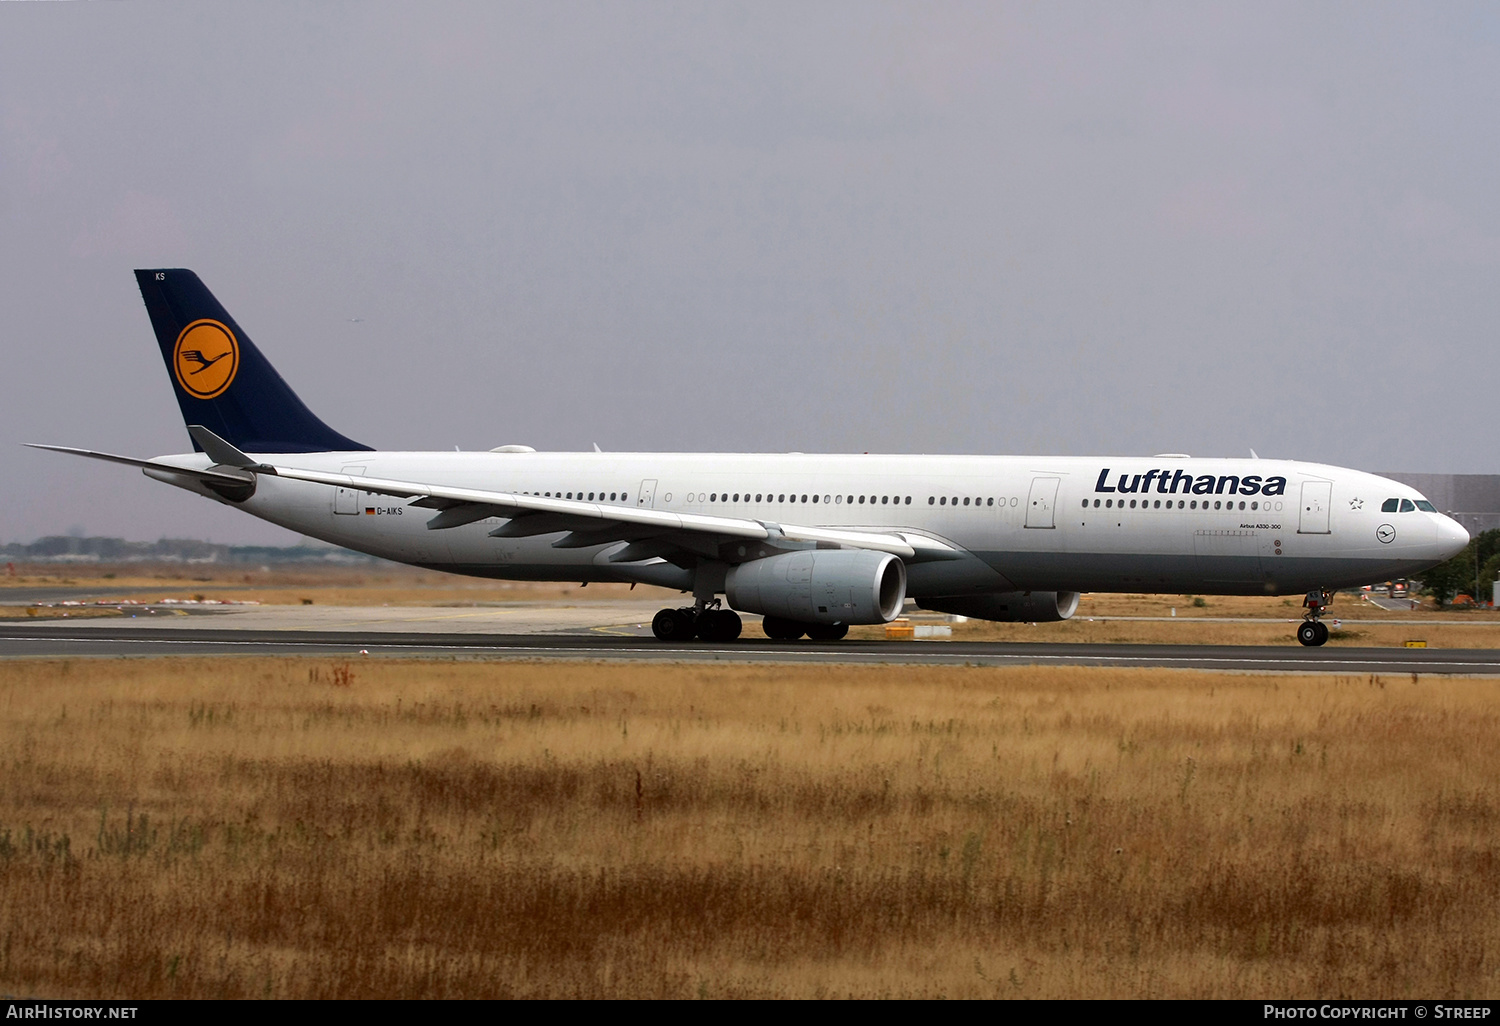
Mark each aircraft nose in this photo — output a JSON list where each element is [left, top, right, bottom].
[[1438, 515, 1471, 558]]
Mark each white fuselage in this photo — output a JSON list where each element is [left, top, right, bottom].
[[148, 450, 1470, 602]]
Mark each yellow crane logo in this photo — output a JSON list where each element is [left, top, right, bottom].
[[172, 319, 239, 399]]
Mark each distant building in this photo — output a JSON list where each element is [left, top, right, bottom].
[[1382, 474, 1500, 537]]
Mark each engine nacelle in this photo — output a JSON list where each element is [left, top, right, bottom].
[[917, 591, 1080, 623], [726, 549, 907, 625]]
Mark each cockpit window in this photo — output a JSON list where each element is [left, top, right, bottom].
[[1381, 498, 1399, 513], [1415, 500, 1437, 513], [1399, 499, 1416, 513]]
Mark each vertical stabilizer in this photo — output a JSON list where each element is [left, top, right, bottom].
[[135, 269, 370, 453]]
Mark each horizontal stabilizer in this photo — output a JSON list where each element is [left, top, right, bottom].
[[25, 443, 255, 486]]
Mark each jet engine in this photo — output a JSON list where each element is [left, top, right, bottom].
[[917, 591, 1080, 623], [726, 549, 906, 625]]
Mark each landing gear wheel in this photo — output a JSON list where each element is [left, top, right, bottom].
[[1297, 621, 1327, 647], [718, 609, 743, 641], [696, 609, 742, 642], [652, 608, 696, 641], [1296, 588, 1334, 647], [805, 622, 849, 641], [761, 615, 806, 640]]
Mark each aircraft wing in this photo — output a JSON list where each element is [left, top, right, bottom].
[[266, 462, 959, 563], [30, 427, 962, 565]]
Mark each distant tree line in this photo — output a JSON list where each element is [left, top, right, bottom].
[[1, 536, 378, 565], [1419, 529, 1500, 606]]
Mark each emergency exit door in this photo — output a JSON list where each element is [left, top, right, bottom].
[[334, 466, 367, 515]]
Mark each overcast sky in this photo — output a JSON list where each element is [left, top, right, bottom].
[[2, 2, 1497, 545]]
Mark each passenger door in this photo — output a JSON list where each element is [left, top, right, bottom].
[[1025, 477, 1060, 529], [1298, 480, 1332, 535]]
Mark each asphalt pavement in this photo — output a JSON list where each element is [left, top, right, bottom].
[[2, 622, 1497, 674]]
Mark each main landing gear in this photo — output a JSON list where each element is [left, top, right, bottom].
[[650, 602, 742, 642], [1297, 589, 1333, 647], [761, 616, 848, 641], [648, 604, 849, 642]]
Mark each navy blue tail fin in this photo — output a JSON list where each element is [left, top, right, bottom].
[[135, 269, 370, 454]]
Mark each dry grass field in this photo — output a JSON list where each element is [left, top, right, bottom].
[[2, 657, 1497, 998], [0, 562, 677, 607]]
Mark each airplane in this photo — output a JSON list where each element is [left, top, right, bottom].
[[28, 269, 1471, 647]]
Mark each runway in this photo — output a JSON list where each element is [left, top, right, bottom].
[[3, 622, 1498, 674]]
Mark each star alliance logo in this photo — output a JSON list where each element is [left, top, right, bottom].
[[1349, 498, 1364, 510]]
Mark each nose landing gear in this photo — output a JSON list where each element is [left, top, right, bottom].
[[1297, 589, 1333, 647]]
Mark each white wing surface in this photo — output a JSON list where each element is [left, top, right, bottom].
[[31, 429, 962, 565]]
